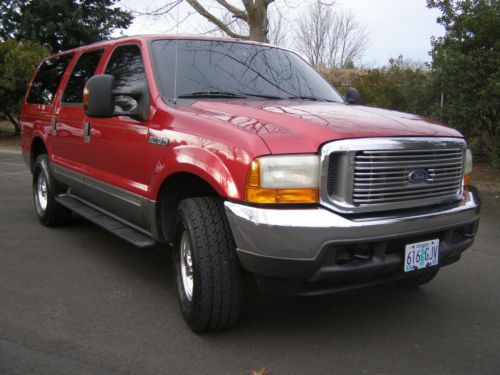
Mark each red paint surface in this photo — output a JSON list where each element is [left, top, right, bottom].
[[20, 35, 464, 203]]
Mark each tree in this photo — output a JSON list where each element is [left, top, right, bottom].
[[267, 5, 288, 46], [295, 0, 369, 68], [138, 0, 279, 43], [0, 0, 133, 52], [295, 0, 331, 67], [427, 0, 500, 165], [0, 39, 49, 135]]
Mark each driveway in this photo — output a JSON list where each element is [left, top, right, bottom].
[[0, 151, 499, 375]]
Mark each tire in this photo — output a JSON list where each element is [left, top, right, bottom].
[[32, 155, 71, 226], [174, 197, 241, 332], [392, 268, 440, 288]]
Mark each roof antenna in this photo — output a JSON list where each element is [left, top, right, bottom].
[[172, 1, 180, 105]]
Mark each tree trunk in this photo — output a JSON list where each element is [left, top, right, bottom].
[[3, 112, 21, 136], [248, 0, 270, 43]]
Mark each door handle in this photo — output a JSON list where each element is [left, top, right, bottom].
[[84, 121, 91, 143], [52, 117, 57, 136]]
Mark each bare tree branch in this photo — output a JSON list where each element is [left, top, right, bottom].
[[295, 1, 331, 66], [268, 4, 288, 46], [186, 0, 249, 39], [130, 0, 300, 43], [134, 0, 183, 16], [215, 0, 247, 20], [295, 0, 370, 68]]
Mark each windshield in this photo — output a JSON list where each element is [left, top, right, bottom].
[[150, 39, 344, 103]]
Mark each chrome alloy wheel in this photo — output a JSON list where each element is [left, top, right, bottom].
[[36, 172, 48, 212], [180, 230, 194, 301]]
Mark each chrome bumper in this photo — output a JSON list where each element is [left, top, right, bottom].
[[224, 187, 481, 279]]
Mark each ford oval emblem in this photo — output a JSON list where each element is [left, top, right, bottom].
[[408, 169, 429, 184]]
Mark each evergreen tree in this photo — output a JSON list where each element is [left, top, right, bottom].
[[0, 0, 133, 52]]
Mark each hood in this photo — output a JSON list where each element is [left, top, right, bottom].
[[184, 99, 463, 154]]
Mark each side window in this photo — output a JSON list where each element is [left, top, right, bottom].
[[62, 49, 104, 104], [105, 44, 146, 112], [27, 54, 73, 104]]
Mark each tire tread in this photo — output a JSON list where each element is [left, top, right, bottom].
[[177, 197, 241, 332]]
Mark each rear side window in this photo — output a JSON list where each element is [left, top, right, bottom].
[[27, 54, 73, 104], [62, 49, 104, 104], [105, 44, 146, 91]]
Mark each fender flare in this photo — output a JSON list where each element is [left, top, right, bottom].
[[150, 146, 242, 201]]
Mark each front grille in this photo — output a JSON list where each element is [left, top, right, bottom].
[[353, 148, 464, 205], [320, 138, 466, 214]]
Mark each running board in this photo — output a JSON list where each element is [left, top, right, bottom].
[[56, 195, 156, 248]]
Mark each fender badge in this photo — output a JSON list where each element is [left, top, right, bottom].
[[148, 136, 169, 147]]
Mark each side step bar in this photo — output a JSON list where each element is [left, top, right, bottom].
[[56, 195, 156, 248]]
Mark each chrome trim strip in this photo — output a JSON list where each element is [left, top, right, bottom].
[[51, 164, 143, 206], [319, 137, 466, 214]]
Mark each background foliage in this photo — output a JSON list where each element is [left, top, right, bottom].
[[0, 0, 132, 135], [0, 39, 49, 134], [323, 0, 499, 165], [0, 0, 498, 166], [0, 0, 133, 52], [427, 0, 499, 166], [323, 57, 435, 119]]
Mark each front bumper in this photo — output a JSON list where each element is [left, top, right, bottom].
[[224, 187, 481, 295]]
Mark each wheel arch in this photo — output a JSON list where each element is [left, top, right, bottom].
[[30, 136, 48, 172], [155, 172, 221, 244]]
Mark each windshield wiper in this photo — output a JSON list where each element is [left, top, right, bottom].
[[177, 91, 331, 101], [241, 93, 283, 100], [287, 96, 333, 102], [177, 91, 247, 99]]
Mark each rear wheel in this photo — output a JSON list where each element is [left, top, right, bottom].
[[392, 268, 440, 288], [174, 197, 241, 332], [33, 155, 71, 226]]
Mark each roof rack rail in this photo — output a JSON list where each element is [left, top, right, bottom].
[[84, 34, 131, 47]]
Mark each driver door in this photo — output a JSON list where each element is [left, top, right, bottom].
[[81, 43, 150, 226]]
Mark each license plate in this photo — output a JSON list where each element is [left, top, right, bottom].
[[404, 239, 439, 272]]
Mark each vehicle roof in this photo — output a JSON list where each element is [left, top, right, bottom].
[[44, 34, 275, 60]]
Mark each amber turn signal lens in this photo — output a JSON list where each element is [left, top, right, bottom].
[[464, 173, 472, 186], [246, 187, 319, 204], [247, 160, 261, 188]]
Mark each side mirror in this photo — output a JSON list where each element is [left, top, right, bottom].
[[84, 74, 149, 121], [84, 74, 115, 118], [345, 87, 361, 105]]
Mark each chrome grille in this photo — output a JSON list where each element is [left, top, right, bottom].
[[353, 149, 464, 205], [320, 138, 466, 214]]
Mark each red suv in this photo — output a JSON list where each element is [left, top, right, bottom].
[[21, 35, 480, 332]]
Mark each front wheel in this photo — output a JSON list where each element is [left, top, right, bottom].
[[174, 197, 241, 332]]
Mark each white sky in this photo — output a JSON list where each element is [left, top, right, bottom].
[[118, 0, 444, 66]]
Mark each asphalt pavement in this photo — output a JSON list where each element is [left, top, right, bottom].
[[0, 150, 499, 375]]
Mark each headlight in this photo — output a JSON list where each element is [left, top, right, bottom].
[[464, 148, 473, 186], [246, 154, 320, 204]]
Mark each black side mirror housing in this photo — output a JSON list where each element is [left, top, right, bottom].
[[345, 87, 361, 105], [84, 74, 149, 121], [84, 74, 115, 117]]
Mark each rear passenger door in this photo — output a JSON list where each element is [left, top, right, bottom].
[[23, 54, 73, 158], [82, 43, 150, 226], [54, 49, 104, 171]]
